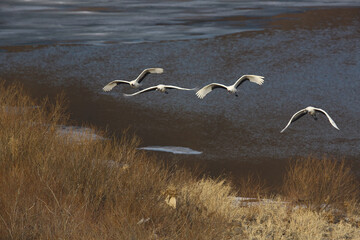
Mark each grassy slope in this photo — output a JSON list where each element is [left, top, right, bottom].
[[0, 82, 359, 239]]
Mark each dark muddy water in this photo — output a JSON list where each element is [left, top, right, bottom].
[[1, 1, 360, 184]]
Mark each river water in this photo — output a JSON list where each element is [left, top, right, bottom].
[[1, 0, 360, 185]]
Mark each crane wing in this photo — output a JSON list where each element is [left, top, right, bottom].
[[102, 80, 130, 92], [195, 83, 228, 99], [123, 86, 158, 97], [280, 108, 308, 133], [163, 85, 195, 91], [314, 108, 340, 130], [135, 68, 164, 83], [234, 75, 265, 88]]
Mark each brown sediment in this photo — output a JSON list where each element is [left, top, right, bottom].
[[214, 7, 360, 41], [0, 43, 84, 53], [0, 44, 55, 53], [269, 7, 360, 30], [182, 15, 258, 26]]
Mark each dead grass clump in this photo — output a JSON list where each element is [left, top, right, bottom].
[[237, 199, 359, 239], [236, 173, 268, 198], [180, 178, 237, 220], [174, 178, 238, 239], [283, 156, 360, 211]]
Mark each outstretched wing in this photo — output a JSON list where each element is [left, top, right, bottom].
[[164, 85, 195, 91], [234, 75, 265, 89], [102, 80, 130, 92], [123, 86, 158, 97], [135, 68, 164, 83], [195, 83, 228, 99], [280, 108, 308, 133], [314, 108, 340, 130]]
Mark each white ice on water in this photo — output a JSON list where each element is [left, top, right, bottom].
[[138, 146, 202, 155]]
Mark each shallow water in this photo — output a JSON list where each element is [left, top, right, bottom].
[[1, 1, 360, 182], [1, 0, 360, 45]]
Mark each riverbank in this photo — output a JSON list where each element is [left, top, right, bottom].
[[0, 82, 359, 239]]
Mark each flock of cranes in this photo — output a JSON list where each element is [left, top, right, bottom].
[[102, 68, 340, 133]]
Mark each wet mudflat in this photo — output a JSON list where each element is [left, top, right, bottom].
[[1, 3, 360, 186]]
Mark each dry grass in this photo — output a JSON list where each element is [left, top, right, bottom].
[[236, 173, 269, 198], [0, 81, 359, 239], [236, 198, 360, 239], [283, 156, 360, 211]]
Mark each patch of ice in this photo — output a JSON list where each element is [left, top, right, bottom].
[[138, 146, 202, 155], [56, 125, 105, 142]]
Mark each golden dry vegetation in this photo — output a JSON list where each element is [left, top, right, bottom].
[[0, 82, 359, 239]]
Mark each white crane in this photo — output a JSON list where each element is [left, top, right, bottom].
[[280, 106, 340, 133], [102, 68, 163, 92], [196, 74, 264, 99], [124, 84, 195, 97]]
